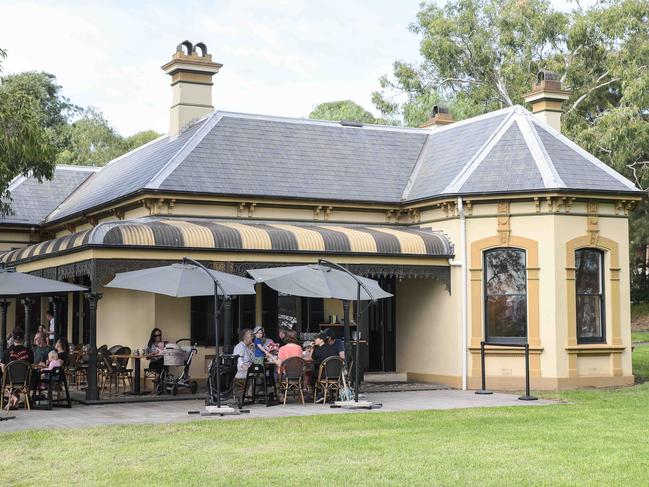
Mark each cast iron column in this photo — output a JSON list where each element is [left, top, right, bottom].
[[52, 296, 62, 343], [85, 292, 102, 401], [0, 300, 9, 357], [22, 297, 34, 346], [223, 297, 233, 354], [342, 300, 351, 367]]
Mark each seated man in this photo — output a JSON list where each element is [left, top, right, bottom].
[[1, 330, 33, 367], [311, 332, 339, 380], [232, 329, 255, 402], [323, 328, 345, 360], [1, 331, 34, 410]]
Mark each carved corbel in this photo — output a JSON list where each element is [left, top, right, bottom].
[[324, 206, 333, 221], [248, 202, 256, 218], [314, 205, 323, 220], [587, 202, 599, 245], [497, 202, 511, 245]]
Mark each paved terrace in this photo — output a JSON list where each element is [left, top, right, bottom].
[[0, 390, 558, 433]]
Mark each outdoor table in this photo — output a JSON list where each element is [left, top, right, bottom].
[[110, 354, 151, 395]]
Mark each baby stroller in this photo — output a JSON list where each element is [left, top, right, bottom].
[[157, 339, 198, 395]]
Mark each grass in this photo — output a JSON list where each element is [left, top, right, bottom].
[[632, 330, 649, 343], [2, 348, 649, 486]]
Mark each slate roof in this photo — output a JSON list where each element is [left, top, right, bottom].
[[1, 166, 98, 226], [35, 105, 641, 225]]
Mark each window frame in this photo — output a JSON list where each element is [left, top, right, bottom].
[[575, 248, 606, 344], [483, 247, 528, 344]]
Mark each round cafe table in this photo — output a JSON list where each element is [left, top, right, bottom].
[[110, 353, 152, 395]]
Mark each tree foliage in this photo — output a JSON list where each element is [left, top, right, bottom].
[[309, 100, 387, 124], [373, 0, 649, 298], [0, 51, 57, 214], [0, 54, 161, 213]]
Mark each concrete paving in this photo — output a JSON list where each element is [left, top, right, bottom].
[[0, 389, 559, 433]]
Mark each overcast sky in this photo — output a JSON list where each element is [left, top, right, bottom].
[[1, 0, 590, 136]]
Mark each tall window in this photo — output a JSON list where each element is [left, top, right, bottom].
[[575, 248, 605, 343], [484, 248, 528, 343]]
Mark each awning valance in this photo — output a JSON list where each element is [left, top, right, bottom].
[[0, 217, 454, 265]]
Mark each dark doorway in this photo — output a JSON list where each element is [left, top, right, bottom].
[[367, 277, 396, 372]]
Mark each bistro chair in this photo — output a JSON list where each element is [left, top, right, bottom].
[[114, 346, 133, 391], [279, 356, 306, 406], [314, 356, 345, 404], [108, 344, 123, 355], [68, 348, 88, 390], [98, 349, 120, 395], [1, 360, 32, 411]]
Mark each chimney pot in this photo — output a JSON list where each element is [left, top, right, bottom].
[[420, 103, 454, 128], [162, 40, 223, 136], [523, 70, 572, 132]]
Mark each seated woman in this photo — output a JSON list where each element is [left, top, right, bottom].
[[54, 338, 70, 364], [263, 329, 302, 370], [146, 328, 166, 384], [252, 326, 278, 364]]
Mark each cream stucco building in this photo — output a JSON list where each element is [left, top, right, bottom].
[[0, 42, 642, 399]]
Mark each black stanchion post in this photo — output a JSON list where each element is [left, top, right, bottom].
[[519, 343, 538, 401], [475, 340, 493, 395]]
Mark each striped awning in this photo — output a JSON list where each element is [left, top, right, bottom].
[[0, 218, 454, 265]]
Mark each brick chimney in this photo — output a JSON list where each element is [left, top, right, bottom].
[[420, 104, 454, 128], [161, 41, 223, 136], [523, 70, 572, 132]]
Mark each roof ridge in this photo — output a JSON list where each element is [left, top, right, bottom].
[[54, 165, 102, 172], [401, 133, 435, 200], [442, 109, 517, 194], [146, 112, 224, 190], [45, 132, 169, 222], [529, 117, 640, 192], [215, 110, 428, 134], [515, 111, 565, 189]]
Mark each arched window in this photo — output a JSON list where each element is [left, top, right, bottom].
[[484, 248, 527, 343], [575, 248, 605, 343]]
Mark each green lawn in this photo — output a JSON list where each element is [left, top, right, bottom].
[[2, 349, 649, 486], [632, 330, 649, 343]]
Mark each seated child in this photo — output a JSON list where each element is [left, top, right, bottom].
[[37, 350, 63, 390]]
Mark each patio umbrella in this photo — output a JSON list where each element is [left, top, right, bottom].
[[247, 264, 392, 300], [105, 263, 256, 298], [106, 260, 256, 412], [0, 268, 88, 353], [248, 260, 392, 404], [0, 268, 87, 297]]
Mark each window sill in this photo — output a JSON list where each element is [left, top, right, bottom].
[[469, 346, 543, 356], [565, 345, 625, 356]]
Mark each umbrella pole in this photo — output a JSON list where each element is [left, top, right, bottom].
[[355, 284, 360, 403], [213, 282, 221, 408], [182, 257, 240, 416]]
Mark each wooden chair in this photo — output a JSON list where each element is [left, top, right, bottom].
[[314, 356, 344, 404], [279, 356, 306, 406], [114, 346, 133, 391], [98, 349, 120, 395], [1, 360, 32, 411]]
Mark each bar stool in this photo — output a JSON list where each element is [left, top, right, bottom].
[[242, 364, 276, 405]]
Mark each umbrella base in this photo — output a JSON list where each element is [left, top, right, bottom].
[[188, 406, 249, 416], [331, 400, 381, 410]]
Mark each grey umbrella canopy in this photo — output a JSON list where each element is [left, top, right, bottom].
[[105, 263, 256, 298], [247, 264, 392, 300], [0, 268, 87, 297]]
